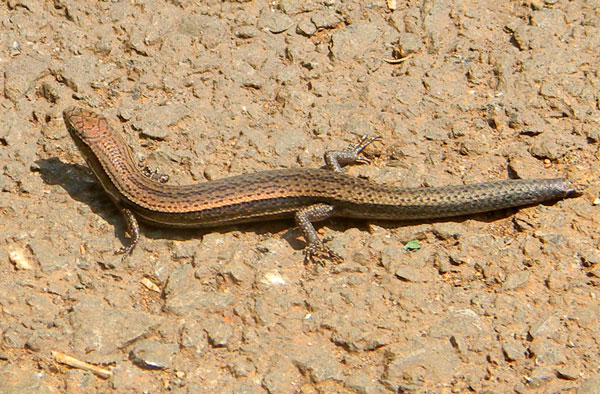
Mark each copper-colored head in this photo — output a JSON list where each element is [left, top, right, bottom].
[[63, 107, 111, 142]]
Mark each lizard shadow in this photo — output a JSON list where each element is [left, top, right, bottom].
[[37, 157, 142, 249], [36, 157, 301, 252]]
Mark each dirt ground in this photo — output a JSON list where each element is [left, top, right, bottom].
[[1, 0, 599, 392]]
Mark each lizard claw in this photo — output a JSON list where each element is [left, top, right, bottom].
[[138, 162, 170, 183], [351, 135, 381, 155], [303, 244, 343, 266]]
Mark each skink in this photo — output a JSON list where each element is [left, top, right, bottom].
[[63, 107, 577, 263]]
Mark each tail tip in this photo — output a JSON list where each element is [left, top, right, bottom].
[[562, 179, 585, 198]]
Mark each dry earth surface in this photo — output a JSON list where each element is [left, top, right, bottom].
[[1, 0, 599, 393]]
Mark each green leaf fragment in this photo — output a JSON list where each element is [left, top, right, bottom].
[[403, 240, 421, 250]]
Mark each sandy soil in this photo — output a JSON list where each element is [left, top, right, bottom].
[[1, 0, 599, 392]]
